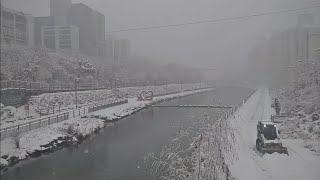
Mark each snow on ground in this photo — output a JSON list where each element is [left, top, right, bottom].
[[1, 83, 203, 129], [90, 88, 212, 120], [229, 88, 320, 180], [0, 88, 212, 167], [0, 117, 104, 162], [270, 84, 320, 152]]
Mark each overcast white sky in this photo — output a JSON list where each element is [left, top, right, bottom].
[[4, 0, 320, 73]]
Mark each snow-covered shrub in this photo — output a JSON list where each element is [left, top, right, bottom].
[[142, 110, 236, 180], [11, 130, 22, 149], [59, 123, 79, 137]]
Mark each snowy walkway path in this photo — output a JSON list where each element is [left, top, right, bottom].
[[229, 88, 320, 180]]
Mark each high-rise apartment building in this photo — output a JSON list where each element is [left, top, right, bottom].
[[50, 0, 71, 26], [67, 3, 106, 57], [248, 14, 320, 86], [34, 16, 54, 46], [41, 25, 79, 52], [0, 5, 34, 46]]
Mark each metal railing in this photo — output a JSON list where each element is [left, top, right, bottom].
[[0, 99, 128, 140], [0, 80, 207, 94], [0, 85, 212, 140], [0, 80, 107, 93], [223, 88, 258, 120]]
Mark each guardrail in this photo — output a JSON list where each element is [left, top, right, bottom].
[[223, 88, 258, 120], [0, 99, 128, 140]]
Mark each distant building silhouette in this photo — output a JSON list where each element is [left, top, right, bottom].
[[67, 3, 106, 57], [248, 14, 320, 86], [41, 25, 79, 52], [0, 5, 34, 46], [34, 16, 54, 46], [50, 0, 71, 26], [1, 0, 131, 59]]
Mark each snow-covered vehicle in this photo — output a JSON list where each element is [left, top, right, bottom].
[[256, 121, 288, 154]]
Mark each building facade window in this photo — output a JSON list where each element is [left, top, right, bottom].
[[2, 11, 14, 20], [1, 6, 32, 46], [44, 36, 56, 49], [41, 25, 79, 52]]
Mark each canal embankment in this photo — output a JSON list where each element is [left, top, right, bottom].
[[0, 88, 213, 171]]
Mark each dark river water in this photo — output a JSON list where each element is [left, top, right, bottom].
[[1, 86, 252, 180]]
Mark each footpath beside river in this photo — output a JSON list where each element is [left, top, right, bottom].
[[229, 88, 320, 180]]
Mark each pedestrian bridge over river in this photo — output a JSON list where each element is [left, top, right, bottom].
[[151, 105, 233, 108]]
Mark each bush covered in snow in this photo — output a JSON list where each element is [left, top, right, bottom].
[[142, 110, 236, 180], [271, 59, 320, 151]]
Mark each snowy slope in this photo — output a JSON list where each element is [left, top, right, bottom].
[[229, 88, 320, 180]]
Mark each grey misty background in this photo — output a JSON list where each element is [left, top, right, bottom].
[[3, 0, 320, 84]]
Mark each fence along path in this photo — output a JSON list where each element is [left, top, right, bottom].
[[0, 80, 194, 93], [0, 99, 128, 140], [1, 80, 110, 93], [0, 86, 213, 140]]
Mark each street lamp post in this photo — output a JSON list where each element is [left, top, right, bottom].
[[75, 77, 80, 109], [115, 78, 119, 89], [165, 83, 168, 95]]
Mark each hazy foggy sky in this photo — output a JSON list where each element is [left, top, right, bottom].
[[4, 0, 320, 72]]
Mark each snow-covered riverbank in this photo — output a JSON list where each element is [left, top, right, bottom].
[[1, 83, 203, 129], [228, 88, 320, 180], [0, 88, 213, 170]]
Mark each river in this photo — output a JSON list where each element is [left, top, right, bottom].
[[1, 86, 252, 180]]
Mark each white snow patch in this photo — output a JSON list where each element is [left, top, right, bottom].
[[0, 158, 8, 166]]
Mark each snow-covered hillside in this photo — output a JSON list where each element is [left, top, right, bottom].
[[0, 45, 96, 83], [270, 59, 320, 152], [0, 45, 204, 86]]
